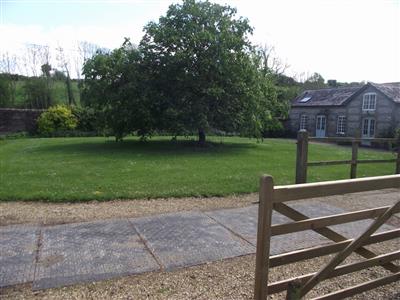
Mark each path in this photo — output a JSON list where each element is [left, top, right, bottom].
[[0, 201, 395, 291]]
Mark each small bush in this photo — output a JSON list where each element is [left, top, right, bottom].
[[37, 105, 77, 135], [71, 106, 99, 132], [263, 118, 286, 138]]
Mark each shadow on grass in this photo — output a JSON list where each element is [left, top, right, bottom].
[[38, 138, 258, 157]]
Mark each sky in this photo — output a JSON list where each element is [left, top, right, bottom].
[[0, 0, 399, 82]]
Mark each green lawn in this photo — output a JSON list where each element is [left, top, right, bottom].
[[0, 136, 396, 201]]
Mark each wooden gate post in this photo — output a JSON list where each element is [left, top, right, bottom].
[[350, 141, 359, 179], [296, 130, 309, 184], [254, 175, 274, 300]]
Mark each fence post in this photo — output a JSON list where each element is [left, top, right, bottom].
[[296, 130, 309, 184], [396, 137, 400, 174], [254, 175, 274, 300], [350, 141, 359, 179]]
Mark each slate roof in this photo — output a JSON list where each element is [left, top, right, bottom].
[[370, 82, 400, 103], [292, 82, 400, 107]]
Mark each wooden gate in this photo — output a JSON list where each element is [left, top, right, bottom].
[[254, 174, 400, 299]]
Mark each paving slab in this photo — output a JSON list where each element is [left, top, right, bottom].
[[206, 202, 395, 255], [131, 211, 255, 270], [0, 224, 39, 287], [33, 219, 159, 290], [206, 204, 330, 254], [291, 202, 395, 238], [205, 205, 290, 245]]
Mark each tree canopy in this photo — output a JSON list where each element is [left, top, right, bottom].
[[82, 40, 152, 141], [82, 0, 336, 143], [139, 0, 277, 144]]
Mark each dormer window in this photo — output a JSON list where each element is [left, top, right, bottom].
[[362, 93, 376, 111]]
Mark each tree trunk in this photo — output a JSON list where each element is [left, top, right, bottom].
[[198, 128, 206, 146]]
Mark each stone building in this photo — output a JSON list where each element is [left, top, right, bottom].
[[288, 82, 400, 138]]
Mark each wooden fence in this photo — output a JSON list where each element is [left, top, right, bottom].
[[254, 174, 400, 300], [295, 130, 400, 184]]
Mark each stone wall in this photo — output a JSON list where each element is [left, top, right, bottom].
[[0, 108, 44, 134]]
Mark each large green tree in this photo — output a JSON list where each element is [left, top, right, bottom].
[[140, 0, 266, 144], [82, 40, 152, 141]]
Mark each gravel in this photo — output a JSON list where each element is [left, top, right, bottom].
[[0, 194, 256, 226]]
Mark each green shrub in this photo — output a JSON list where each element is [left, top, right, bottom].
[[0, 131, 29, 140], [37, 105, 77, 135], [71, 106, 99, 132], [263, 118, 286, 138]]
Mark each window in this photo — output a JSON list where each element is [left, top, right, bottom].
[[299, 115, 308, 130], [362, 93, 376, 111], [299, 96, 312, 103], [336, 116, 346, 134]]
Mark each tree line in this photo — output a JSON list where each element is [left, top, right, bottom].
[[81, 0, 295, 143], [0, 41, 102, 108], [1, 0, 363, 143]]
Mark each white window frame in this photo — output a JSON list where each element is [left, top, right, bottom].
[[336, 115, 346, 134], [362, 93, 377, 111], [299, 114, 308, 131]]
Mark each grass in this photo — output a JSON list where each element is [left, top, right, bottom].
[[0, 136, 396, 202], [14, 80, 80, 107]]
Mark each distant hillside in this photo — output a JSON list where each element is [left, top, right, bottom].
[[14, 80, 81, 107], [0, 74, 81, 108]]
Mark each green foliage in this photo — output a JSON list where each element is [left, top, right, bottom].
[[140, 0, 270, 143], [11, 79, 80, 108], [41, 63, 52, 78], [0, 131, 29, 140], [0, 74, 13, 107], [263, 118, 286, 138], [82, 40, 152, 141], [23, 77, 53, 109], [71, 106, 99, 132], [52, 70, 67, 81], [37, 105, 78, 135], [303, 72, 326, 90]]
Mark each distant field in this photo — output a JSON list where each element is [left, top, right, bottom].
[[14, 80, 80, 107], [0, 136, 396, 202]]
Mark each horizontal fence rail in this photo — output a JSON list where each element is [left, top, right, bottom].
[[274, 174, 400, 203], [295, 130, 400, 184], [309, 137, 397, 143], [254, 174, 400, 300]]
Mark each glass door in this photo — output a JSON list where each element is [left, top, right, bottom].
[[316, 115, 326, 137]]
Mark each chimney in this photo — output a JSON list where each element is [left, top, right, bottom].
[[327, 80, 337, 87]]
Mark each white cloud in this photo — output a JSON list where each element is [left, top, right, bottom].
[[231, 0, 400, 82], [1, 0, 399, 82]]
